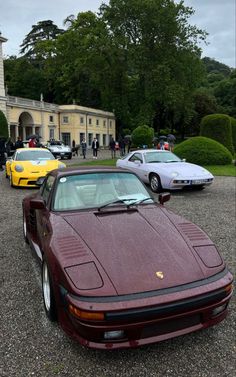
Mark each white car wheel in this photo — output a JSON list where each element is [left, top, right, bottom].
[[23, 211, 29, 244], [150, 174, 162, 193], [42, 260, 57, 321]]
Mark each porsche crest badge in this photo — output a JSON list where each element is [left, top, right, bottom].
[[156, 271, 164, 279]]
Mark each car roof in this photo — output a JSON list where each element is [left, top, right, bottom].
[[16, 147, 51, 152], [131, 149, 169, 153], [50, 166, 133, 178]]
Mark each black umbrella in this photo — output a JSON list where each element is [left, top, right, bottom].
[[124, 135, 132, 140], [167, 134, 176, 141], [159, 135, 167, 140]]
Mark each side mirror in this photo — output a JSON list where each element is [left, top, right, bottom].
[[134, 160, 141, 165], [158, 192, 171, 205], [30, 198, 46, 210], [36, 177, 45, 186]]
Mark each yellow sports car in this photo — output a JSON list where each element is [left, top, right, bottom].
[[5, 148, 66, 187]]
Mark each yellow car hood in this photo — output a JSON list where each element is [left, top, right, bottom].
[[14, 160, 63, 172]]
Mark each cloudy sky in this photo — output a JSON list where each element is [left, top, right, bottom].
[[0, 0, 235, 68]]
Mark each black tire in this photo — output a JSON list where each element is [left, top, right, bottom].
[[150, 173, 162, 193], [9, 173, 14, 187], [23, 210, 29, 244], [67, 153, 72, 160], [42, 259, 57, 322]]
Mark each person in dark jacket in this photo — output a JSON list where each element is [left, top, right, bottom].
[[15, 136, 24, 149], [109, 138, 116, 159], [91, 137, 99, 159], [0, 137, 7, 171], [80, 138, 87, 159]]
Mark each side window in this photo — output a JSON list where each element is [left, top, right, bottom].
[[129, 153, 143, 163], [41, 175, 55, 205]]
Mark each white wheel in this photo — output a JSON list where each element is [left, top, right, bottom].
[[23, 211, 29, 244], [42, 260, 57, 321]]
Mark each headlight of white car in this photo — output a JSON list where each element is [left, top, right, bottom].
[[171, 172, 179, 177], [201, 169, 209, 175], [15, 164, 24, 172]]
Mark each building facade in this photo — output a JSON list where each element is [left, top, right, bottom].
[[0, 35, 116, 147]]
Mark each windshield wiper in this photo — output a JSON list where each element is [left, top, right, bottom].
[[98, 198, 137, 211], [166, 160, 179, 163], [148, 160, 161, 163], [131, 197, 154, 205]]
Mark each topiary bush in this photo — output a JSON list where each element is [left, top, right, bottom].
[[0, 110, 9, 139], [230, 117, 236, 153], [174, 136, 233, 165], [200, 114, 234, 154], [131, 125, 154, 148]]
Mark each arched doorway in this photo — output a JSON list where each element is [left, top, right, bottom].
[[18, 112, 34, 139]]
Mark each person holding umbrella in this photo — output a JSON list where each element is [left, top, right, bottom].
[[29, 137, 37, 148], [167, 134, 176, 152]]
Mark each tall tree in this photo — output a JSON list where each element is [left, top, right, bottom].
[[20, 20, 64, 59]]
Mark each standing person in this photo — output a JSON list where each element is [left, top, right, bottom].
[[167, 134, 176, 152], [109, 138, 116, 159], [81, 138, 87, 159], [92, 137, 99, 159], [28, 137, 37, 148], [159, 138, 165, 150], [0, 136, 6, 171], [6, 138, 15, 156], [15, 136, 24, 149], [119, 138, 125, 156]]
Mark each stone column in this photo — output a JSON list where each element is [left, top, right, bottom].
[[0, 35, 8, 121]]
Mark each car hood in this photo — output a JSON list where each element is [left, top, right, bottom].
[[148, 162, 213, 177], [52, 206, 223, 296], [14, 160, 62, 172]]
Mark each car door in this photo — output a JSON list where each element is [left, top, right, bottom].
[[126, 153, 147, 181], [36, 175, 55, 251]]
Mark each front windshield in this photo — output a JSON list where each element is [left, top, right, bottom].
[[16, 150, 55, 161], [53, 172, 153, 211], [144, 151, 181, 163]]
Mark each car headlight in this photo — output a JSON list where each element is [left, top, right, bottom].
[[171, 172, 179, 177], [59, 163, 66, 168], [14, 164, 24, 172]]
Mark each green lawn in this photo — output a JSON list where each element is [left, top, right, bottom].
[[68, 159, 236, 176]]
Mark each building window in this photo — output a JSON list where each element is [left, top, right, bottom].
[[61, 132, 71, 146], [80, 133, 85, 143], [49, 128, 54, 139], [96, 119, 99, 126], [96, 134, 100, 144], [49, 115, 54, 123], [62, 116, 69, 123], [80, 117, 84, 124], [88, 118, 92, 125], [88, 133, 93, 146], [103, 134, 106, 146], [103, 120, 106, 128]]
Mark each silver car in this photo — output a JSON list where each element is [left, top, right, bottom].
[[116, 149, 214, 192], [46, 140, 72, 160]]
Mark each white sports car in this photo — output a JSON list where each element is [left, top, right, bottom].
[[116, 149, 214, 192]]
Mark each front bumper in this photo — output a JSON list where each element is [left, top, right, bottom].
[[11, 171, 50, 187], [59, 268, 233, 349], [170, 177, 214, 189]]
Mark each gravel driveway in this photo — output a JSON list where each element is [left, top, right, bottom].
[[0, 167, 235, 377]]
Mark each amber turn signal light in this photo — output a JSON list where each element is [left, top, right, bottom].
[[69, 304, 105, 320]]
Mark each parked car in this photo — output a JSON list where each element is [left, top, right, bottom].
[[46, 140, 72, 160], [22, 167, 233, 349], [116, 149, 214, 193], [5, 148, 66, 187]]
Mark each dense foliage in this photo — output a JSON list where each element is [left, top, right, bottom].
[[3, 2, 236, 139], [131, 125, 154, 147], [230, 117, 236, 151], [200, 114, 234, 154], [174, 137, 233, 165], [0, 110, 9, 139]]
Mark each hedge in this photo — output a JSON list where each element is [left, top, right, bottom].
[[200, 114, 234, 154], [230, 117, 236, 152], [174, 136, 232, 165]]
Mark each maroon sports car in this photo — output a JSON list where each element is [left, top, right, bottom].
[[22, 167, 233, 349]]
